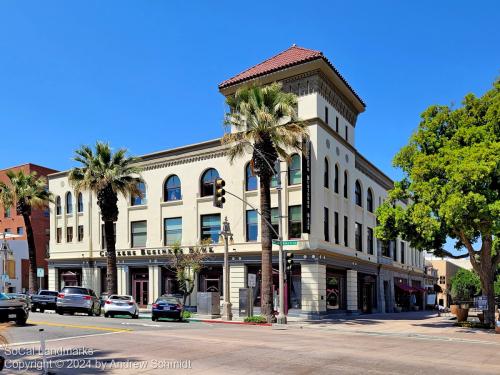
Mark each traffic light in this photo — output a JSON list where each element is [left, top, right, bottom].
[[286, 252, 294, 272], [213, 178, 226, 208]]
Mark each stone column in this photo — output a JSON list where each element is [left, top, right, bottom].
[[93, 268, 101, 296], [148, 265, 161, 306], [82, 266, 95, 290], [346, 269, 358, 312], [117, 266, 129, 295], [229, 264, 246, 311], [48, 267, 58, 291], [301, 263, 326, 317]]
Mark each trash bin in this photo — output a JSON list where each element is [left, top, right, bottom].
[[196, 292, 220, 318], [239, 288, 253, 318]]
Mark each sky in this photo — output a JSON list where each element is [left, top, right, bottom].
[[0, 0, 499, 181]]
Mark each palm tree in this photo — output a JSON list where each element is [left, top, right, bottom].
[[0, 170, 52, 293], [222, 82, 308, 322], [68, 142, 141, 295]]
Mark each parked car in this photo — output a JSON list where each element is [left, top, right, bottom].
[[30, 290, 58, 312], [6, 293, 32, 310], [0, 293, 29, 325], [56, 287, 101, 316], [151, 296, 183, 322], [104, 295, 139, 319]]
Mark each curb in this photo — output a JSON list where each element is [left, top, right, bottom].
[[188, 318, 271, 326]]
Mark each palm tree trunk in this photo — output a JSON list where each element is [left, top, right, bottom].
[[104, 220, 118, 295], [259, 176, 273, 322], [22, 213, 39, 294]]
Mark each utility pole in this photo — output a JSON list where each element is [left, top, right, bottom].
[[220, 217, 233, 320], [275, 161, 287, 324]]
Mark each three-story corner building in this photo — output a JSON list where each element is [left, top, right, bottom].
[[47, 45, 425, 316]]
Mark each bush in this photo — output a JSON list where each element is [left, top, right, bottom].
[[182, 310, 192, 319], [244, 315, 267, 323], [455, 321, 493, 330], [450, 269, 481, 302]]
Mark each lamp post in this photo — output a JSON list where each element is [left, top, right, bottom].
[[220, 217, 233, 320], [275, 162, 287, 324]]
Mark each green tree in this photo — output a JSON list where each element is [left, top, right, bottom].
[[222, 82, 308, 322], [450, 269, 481, 302], [68, 142, 141, 295], [0, 171, 52, 293], [376, 79, 500, 325]]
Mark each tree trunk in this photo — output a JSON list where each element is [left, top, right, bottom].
[[477, 264, 496, 326], [259, 176, 273, 322], [22, 213, 39, 294], [104, 220, 118, 295]]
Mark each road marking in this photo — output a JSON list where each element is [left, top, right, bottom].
[[6, 331, 130, 347], [27, 321, 132, 332], [121, 322, 161, 327]]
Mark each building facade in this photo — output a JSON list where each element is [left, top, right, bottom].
[[47, 46, 425, 316], [429, 258, 471, 307], [0, 163, 58, 290]]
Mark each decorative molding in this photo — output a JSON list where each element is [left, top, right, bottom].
[[141, 150, 228, 172]]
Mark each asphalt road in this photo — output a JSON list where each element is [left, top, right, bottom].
[[1, 311, 499, 374]]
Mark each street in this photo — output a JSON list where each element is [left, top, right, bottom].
[[1, 312, 499, 374]]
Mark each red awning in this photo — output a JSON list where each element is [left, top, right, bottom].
[[412, 286, 426, 293], [396, 284, 415, 293]]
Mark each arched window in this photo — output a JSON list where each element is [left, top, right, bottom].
[[77, 193, 84, 213], [131, 180, 146, 206], [245, 163, 257, 191], [65, 192, 73, 214], [288, 154, 301, 185], [355, 180, 362, 206], [201, 168, 220, 197], [334, 164, 339, 193], [324, 158, 329, 188], [164, 175, 181, 201], [56, 196, 61, 215], [343, 171, 348, 198], [367, 189, 374, 213], [271, 162, 280, 188]]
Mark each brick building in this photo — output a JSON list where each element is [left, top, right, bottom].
[[0, 163, 58, 290]]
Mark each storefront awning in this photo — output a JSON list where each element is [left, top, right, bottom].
[[396, 284, 426, 293]]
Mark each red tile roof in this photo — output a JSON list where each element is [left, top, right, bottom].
[[218, 45, 365, 107]]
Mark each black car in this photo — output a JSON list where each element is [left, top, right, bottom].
[[152, 296, 183, 321], [0, 293, 29, 325]]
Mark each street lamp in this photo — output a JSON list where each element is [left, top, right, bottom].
[[220, 217, 233, 320]]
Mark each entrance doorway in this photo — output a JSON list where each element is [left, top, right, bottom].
[[131, 269, 149, 307]]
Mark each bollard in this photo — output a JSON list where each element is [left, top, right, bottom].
[[39, 329, 47, 374]]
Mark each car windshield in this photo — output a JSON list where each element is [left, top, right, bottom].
[[40, 291, 58, 296], [157, 297, 180, 304], [109, 295, 131, 301], [62, 288, 88, 295]]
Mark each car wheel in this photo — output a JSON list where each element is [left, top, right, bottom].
[[56, 308, 64, 315], [87, 308, 93, 316], [15, 317, 27, 326], [132, 312, 139, 319], [151, 315, 157, 321], [104, 312, 109, 318], [40, 308, 45, 313], [31, 306, 37, 313]]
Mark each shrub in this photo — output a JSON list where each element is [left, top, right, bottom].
[[244, 315, 267, 323], [450, 269, 481, 302], [182, 310, 192, 319]]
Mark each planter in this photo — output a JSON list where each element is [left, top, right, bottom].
[[450, 304, 459, 315], [496, 322, 500, 334], [456, 307, 469, 322]]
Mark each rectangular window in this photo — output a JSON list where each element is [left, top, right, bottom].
[[288, 205, 302, 239], [271, 208, 279, 240], [66, 226, 73, 243], [401, 242, 405, 264], [367, 227, 374, 255], [345, 125, 348, 141], [382, 241, 390, 257], [439, 276, 446, 285], [164, 217, 182, 246], [17, 227, 24, 235], [101, 223, 117, 249], [201, 214, 221, 243], [355, 222, 362, 252], [325, 106, 329, 124], [324, 207, 329, 242], [343, 216, 348, 247], [77, 225, 84, 242], [391, 240, 397, 261], [246, 210, 258, 242], [56, 228, 62, 243], [4, 207, 11, 218], [335, 117, 339, 132], [4, 228, 12, 234], [334, 212, 339, 244], [131, 221, 147, 248]]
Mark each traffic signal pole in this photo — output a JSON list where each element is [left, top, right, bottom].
[[276, 176, 287, 324]]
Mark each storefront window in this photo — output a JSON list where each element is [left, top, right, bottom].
[[200, 214, 221, 243], [164, 217, 182, 246], [326, 273, 346, 310]]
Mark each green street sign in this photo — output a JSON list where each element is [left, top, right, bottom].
[[272, 240, 298, 246]]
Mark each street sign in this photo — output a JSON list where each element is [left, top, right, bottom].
[[272, 240, 298, 246], [37, 268, 45, 278], [248, 274, 256, 288]]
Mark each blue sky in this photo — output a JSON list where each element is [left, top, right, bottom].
[[0, 0, 499, 181]]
